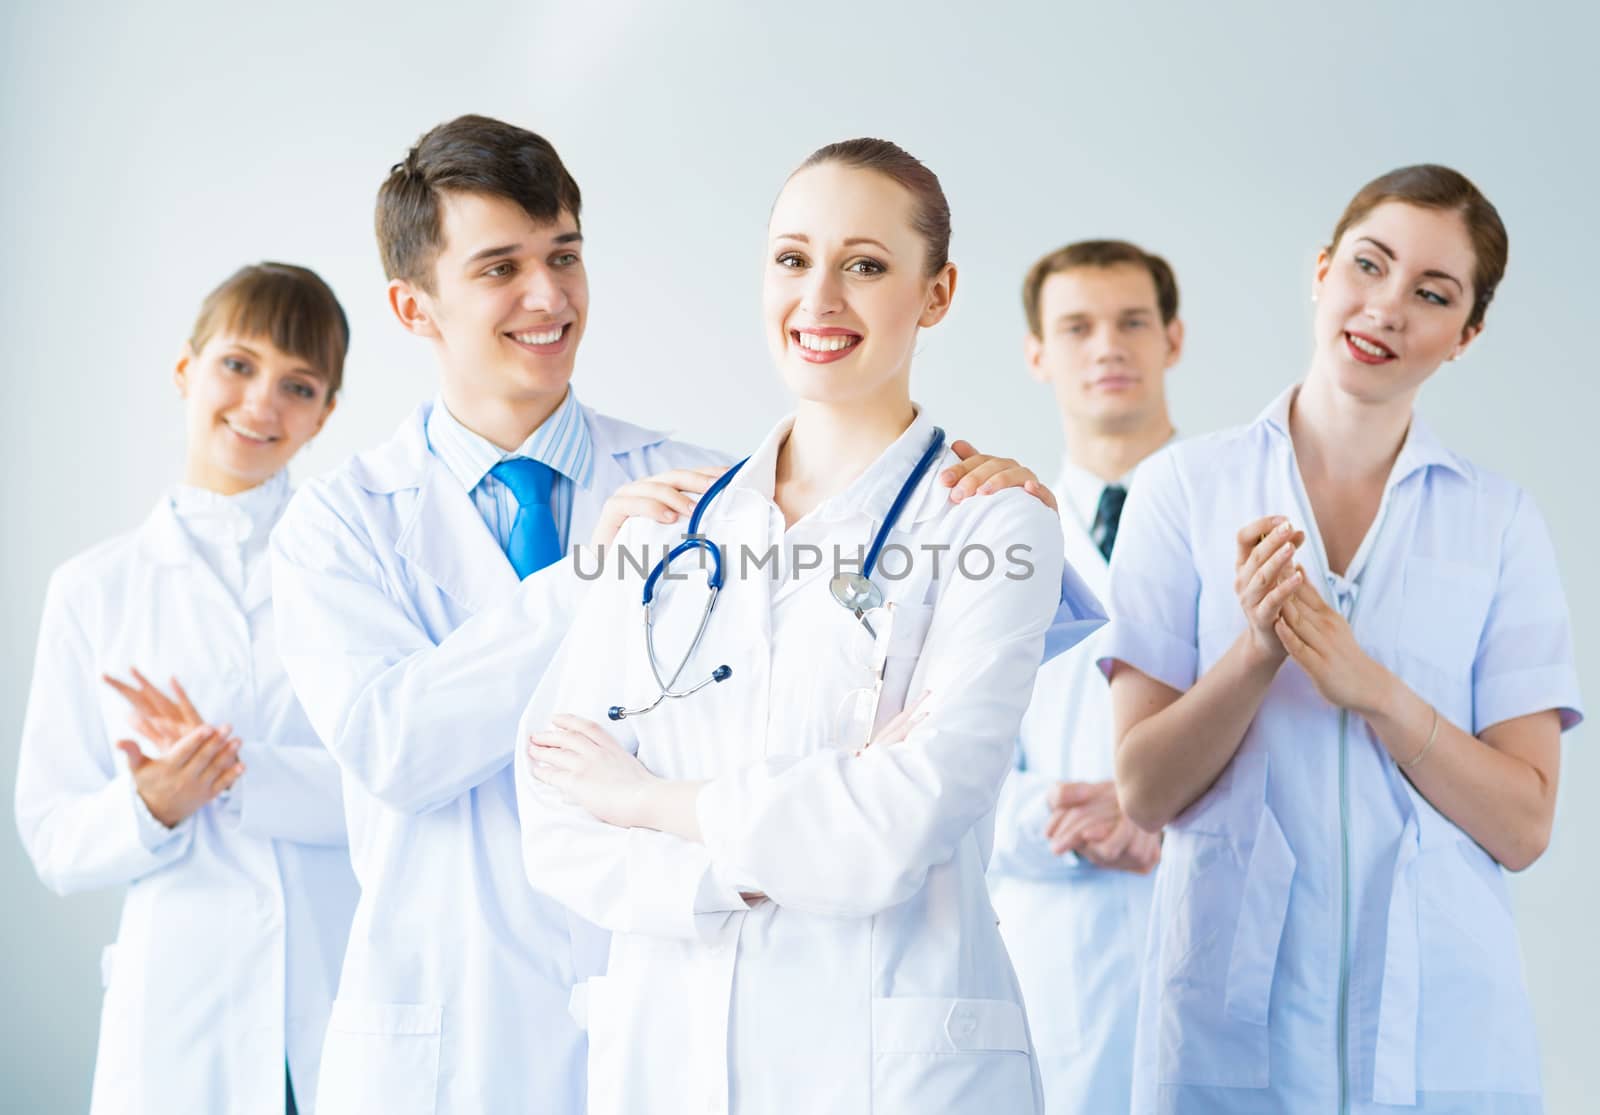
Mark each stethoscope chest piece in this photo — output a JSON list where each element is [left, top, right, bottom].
[[829, 572, 884, 617]]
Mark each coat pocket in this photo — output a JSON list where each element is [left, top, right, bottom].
[[315, 1000, 442, 1115], [1156, 806, 1295, 1088], [1397, 557, 1493, 723], [1415, 842, 1541, 1095], [872, 996, 1037, 1112]]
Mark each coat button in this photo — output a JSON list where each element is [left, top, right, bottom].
[[946, 1003, 980, 1047]]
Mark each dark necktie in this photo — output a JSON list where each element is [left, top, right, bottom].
[[489, 458, 562, 578], [1093, 484, 1127, 562]]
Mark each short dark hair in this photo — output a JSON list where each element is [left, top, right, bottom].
[[1327, 164, 1507, 330], [376, 114, 582, 292], [189, 262, 350, 398], [794, 138, 951, 277], [1022, 240, 1180, 337]]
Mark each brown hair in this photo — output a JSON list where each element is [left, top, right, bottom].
[[1327, 164, 1507, 330], [794, 138, 950, 277], [377, 114, 583, 292], [1022, 240, 1179, 337], [189, 262, 349, 398]]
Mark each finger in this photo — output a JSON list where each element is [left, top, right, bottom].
[[1275, 617, 1314, 664], [198, 737, 243, 782], [130, 668, 182, 720], [946, 458, 1012, 501], [1022, 479, 1059, 512], [212, 760, 246, 793], [529, 729, 594, 756], [180, 725, 232, 773], [550, 714, 619, 748], [630, 479, 703, 511], [974, 465, 1040, 496], [606, 495, 683, 525], [115, 740, 149, 773], [132, 715, 166, 748], [1235, 516, 1287, 565], [1258, 568, 1305, 621], [527, 747, 585, 783], [938, 440, 980, 485], [1049, 814, 1097, 855], [1091, 818, 1136, 862], [1246, 539, 1299, 607], [102, 673, 143, 706], [1235, 527, 1287, 594], [166, 724, 219, 766], [169, 678, 202, 724]]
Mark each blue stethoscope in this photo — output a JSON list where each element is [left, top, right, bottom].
[[608, 427, 947, 721]]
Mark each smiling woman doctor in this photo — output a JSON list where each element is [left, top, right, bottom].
[[15, 264, 359, 1115], [514, 139, 1100, 1115], [1104, 166, 1584, 1114]]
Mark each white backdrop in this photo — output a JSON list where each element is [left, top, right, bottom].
[[3, 1, 1595, 1109]]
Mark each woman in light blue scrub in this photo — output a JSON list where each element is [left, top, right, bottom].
[[1102, 165, 1583, 1114]]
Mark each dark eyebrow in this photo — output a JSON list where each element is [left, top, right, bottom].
[[465, 243, 521, 265], [772, 232, 894, 255], [843, 237, 893, 254], [553, 231, 583, 246], [1357, 236, 1463, 291]]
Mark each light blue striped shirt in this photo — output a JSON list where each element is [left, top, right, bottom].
[[425, 389, 595, 554]]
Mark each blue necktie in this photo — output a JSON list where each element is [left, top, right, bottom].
[[1094, 484, 1127, 562], [489, 458, 562, 578]]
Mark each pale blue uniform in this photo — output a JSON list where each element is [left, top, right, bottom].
[[1100, 385, 1583, 1114], [990, 455, 1154, 1114]]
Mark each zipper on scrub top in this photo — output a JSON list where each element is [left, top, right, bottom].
[[1334, 583, 1361, 1115]]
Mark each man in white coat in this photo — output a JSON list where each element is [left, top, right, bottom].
[[988, 239, 1184, 1113], [270, 115, 1053, 1115]]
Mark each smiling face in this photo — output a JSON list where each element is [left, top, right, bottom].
[[1026, 262, 1182, 434], [176, 332, 336, 494], [390, 190, 588, 434], [1313, 200, 1483, 405], [763, 162, 954, 409]]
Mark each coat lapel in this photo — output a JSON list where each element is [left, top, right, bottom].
[[394, 462, 521, 616]]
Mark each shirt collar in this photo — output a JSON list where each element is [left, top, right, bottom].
[[1054, 435, 1169, 535], [425, 387, 596, 493], [168, 469, 289, 545], [1257, 382, 1468, 483], [728, 408, 944, 524]]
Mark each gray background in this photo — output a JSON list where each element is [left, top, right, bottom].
[[4, 1, 1594, 1109]]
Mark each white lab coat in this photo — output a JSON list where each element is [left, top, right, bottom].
[[15, 487, 358, 1115], [269, 401, 727, 1115], [516, 411, 1104, 1115], [988, 460, 1155, 1114], [1101, 386, 1584, 1114]]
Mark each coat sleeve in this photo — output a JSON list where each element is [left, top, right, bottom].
[[516, 518, 750, 941], [217, 736, 348, 846], [270, 482, 579, 817], [696, 490, 1071, 918], [988, 751, 1088, 881], [14, 571, 195, 895]]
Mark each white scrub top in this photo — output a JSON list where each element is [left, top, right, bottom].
[[517, 409, 1104, 1115], [1100, 386, 1584, 1115], [989, 455, 1155, 1114], [15, 470, 358, 1115], [269, 401, 728, 1115]]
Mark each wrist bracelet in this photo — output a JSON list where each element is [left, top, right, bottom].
[[1401, 705, 1440, 769]]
